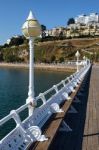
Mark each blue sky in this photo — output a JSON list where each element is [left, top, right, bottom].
[[0, 0, 99, 45]]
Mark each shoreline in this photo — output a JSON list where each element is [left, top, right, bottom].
[[0, 63, 76, 72]]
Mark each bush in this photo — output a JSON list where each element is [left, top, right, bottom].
[[59, 57, 64, 63], [50, 55, 56, 63]]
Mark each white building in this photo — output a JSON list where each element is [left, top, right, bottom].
[[75, 13, 99, 25], [75, 14, 86, 24]]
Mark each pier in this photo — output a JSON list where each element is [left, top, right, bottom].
[[0, 10, 98, 150], [0, 62, 91, 150], [0, 63, 91, 150]]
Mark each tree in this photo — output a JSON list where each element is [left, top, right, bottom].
[[67, 18, 75, 25], [51, 55, 56, 63], [0, 48, 3, 61], [59, 57, 64, 63], [3, 47, 20, 62], [41, 25, 46, 31], [3, 49, 16, 62], [3, 43, 9, 48], [41, 25, 47, 38], [9, 36, 25, 46]]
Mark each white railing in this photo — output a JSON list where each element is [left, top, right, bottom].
[[0, 63, 91, 150]]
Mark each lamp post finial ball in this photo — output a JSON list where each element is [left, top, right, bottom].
[[83, 56, 86, 60], [75, 51, 80, 58], [22, 11, 41, 38]]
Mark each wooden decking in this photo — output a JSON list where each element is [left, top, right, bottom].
[[82, 65, 99, 150]]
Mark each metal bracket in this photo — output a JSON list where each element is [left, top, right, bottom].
[[27, 126, 48, 142], [69, 86, 75, 93], [77, 79, 81, 84], [10, 110, 48, 142], [59, 121, 72, 132], [73, 81, 78, 87], [68, 105, 78, 113], [50, 103, 64, 113], [62, 92, 71, 101]]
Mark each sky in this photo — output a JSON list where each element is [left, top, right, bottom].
[[0, 0, 99, 45]]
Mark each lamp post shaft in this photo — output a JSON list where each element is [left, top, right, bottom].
[[77, 56, 79, 72], [26, 37, 34, 116], [75, 51, 80, 72], [28, 37, 34, 98]]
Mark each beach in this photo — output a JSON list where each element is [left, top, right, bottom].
[[0, 63, 76, 72]]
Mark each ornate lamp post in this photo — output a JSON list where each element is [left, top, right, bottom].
[[83, 56, 86, 67], [75, 51, 80, 72], [22, 11, 41, 116]]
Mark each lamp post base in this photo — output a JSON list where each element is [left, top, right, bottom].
[[26, 97, 36, 116]]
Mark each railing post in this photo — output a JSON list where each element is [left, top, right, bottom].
[[62, 80, 65, 87], [10, 110, 22, 126], [70, 75, 74, 80], [67, 77, 70, 82], [39, 93, 46, 104], [53, 85, 59, 93]]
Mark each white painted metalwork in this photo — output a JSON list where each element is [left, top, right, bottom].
[[0, 61, 91, 150], [50, 103, 64, 113], [62, 92, 71, 100], [22, 11, 41, 117], [75, 51, 80, 72]]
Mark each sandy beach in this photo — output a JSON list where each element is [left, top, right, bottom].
[[0, 62, 76, 72]]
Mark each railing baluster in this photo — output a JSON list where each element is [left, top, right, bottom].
[[53, 85, 59, 93], [39, 93, 46, 104]]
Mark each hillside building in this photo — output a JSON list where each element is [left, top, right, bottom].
[[75, 13, 99, 25]]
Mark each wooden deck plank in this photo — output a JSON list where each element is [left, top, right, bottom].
[[82, 65, 99, 150]]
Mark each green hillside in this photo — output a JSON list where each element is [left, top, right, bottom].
[[0, 36, 99, 63]]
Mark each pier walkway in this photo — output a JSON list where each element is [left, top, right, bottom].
[[30, 65, 99, 150], [49, 65, 99, 150], [28, 66, 91, 150], [82, 65, 99, 150], [1, 63, 97, 150]]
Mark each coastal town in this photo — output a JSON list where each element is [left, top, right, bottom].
[[42, 13, 99, 38]]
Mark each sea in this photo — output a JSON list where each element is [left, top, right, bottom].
[[0, 67, 72, 140]]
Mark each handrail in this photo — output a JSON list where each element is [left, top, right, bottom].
[[0, 64, 90, 127]]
